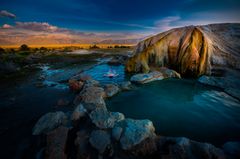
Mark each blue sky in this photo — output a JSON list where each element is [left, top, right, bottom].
[[1, 0, 240, 32], [0, 0, 240, 44]]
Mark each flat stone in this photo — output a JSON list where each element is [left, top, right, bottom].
[[89, 108, 125, 129], [75, 86, 106, 111], [130, 68, 181, 84]]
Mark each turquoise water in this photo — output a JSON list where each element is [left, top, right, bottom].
[[106, 79, 240, 146], [84, 64, 126, 84]]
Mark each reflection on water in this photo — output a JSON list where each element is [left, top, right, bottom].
[[106, 79, 240, 145]]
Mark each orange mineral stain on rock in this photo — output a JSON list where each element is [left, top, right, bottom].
[[126, 23, 240, 77]]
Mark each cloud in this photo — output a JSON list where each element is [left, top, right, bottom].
[[0, 21, 146, 45], [1, 24, 13, 29], [154, 16, 181, 31], [0, 10, 16, 19], [15, 22, 58, 32]]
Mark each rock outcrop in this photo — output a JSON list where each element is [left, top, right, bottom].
[[126, 23, 240, 77]]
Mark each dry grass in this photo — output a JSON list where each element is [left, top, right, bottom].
[[0, 44, 135, 49]]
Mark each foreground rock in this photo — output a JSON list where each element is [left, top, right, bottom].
[[131, 68, 180, 84], [32, 111, 67, 135], [89, 108, 125, 129], [104, 84, 120, 97], [45, 126, 69, 159], [158, 137, 225, 159], [223, 141, 240, 158], [115, 119, 156, 150], [89, 130, 111, 154], [74, 86, 106, 111]]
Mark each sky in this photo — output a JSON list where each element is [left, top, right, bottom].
[[0, 0, 240, 45]]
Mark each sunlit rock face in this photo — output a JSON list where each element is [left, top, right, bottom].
[[126, 23, 240, 77]]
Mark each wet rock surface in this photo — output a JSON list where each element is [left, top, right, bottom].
[[32, 111, 67, 135], [116, 119, 156, 150], [104, 84, 120, 97], [31, 73, 240, 159], [89, 108, 125, 129], [74, 86, 106, 111], [130, 68, 180, 84]]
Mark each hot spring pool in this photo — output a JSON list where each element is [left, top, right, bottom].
[[106, 79, 240, 146]]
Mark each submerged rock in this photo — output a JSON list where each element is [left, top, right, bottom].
[[71, 104, 87, 121], [75, 86, 106, 111], [45, 126, 69, 159], [115, 119, 156, 150], [89, 130, 111, 154], [32, 111, 67, 135], [104, 84, 120, 97], [89, 107, 125, 129], [198, 75, 226, 88]]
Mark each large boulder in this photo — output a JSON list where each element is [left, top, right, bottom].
[[115, 119, 156, 150], [45, 126, 69, 159], [74, 86, 106, 111], [89, 130, 111, 154], [104, 84, 120, 97], [32, 111, 67, 135], [89, 108, 125, 129], [126, 24, 240, 77]]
